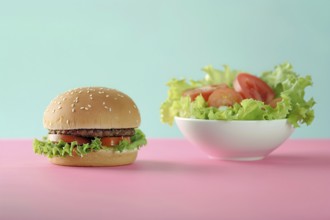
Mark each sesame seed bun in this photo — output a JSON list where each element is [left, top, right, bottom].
[[49, 150, 138, 167], [43, 87, 141, 130]]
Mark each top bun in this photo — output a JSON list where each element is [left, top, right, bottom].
[[43, 87, 141, 130]]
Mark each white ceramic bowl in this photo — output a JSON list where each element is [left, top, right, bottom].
[[175, 117, 294, 161]]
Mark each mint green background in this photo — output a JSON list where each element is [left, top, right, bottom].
[[1, 0, 329, 138]]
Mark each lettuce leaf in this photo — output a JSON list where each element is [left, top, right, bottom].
[[33, 129, 147, 158], [160, 62, 315, 127], [202, 65, 239, 87], [170, 96, 290, 121], [261, 63, 315, 127]]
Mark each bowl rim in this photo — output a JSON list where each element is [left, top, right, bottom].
[[174, 116, 289, 123]]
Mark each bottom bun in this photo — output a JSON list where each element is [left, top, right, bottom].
[[49, 150, 138, 167]]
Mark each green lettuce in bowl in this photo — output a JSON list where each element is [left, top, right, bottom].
[[160, 62, 315, 128]]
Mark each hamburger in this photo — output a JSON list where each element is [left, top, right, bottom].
[[33, 87, 147, 166]]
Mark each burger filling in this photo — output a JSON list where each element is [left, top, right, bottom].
[[33, 128, 147, 158]]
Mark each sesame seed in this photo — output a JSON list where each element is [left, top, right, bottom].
[[106, 95, 109, 98], [90, 97, 93, 100], [133, 105, 137, 109], [85, 107, 88, 110], [58, 106, 62, 109], [80, 107, 84, 110], [109, 108, 112, 112], [87, 90, 90, 93], [102, 102, 106, 105], [66, 120, 69, 124], [70, 92, 74, 95], [72, 109, 75, 112], [88, 104, 91, 108], [52, 109, 56, 113], [98, 91, 104, 94], [128, 110, 131, 114], [78, 91, 82, 93], [57, 102, 61, 105], [71, 104, 75, 107], [104, 106, 108, 109]]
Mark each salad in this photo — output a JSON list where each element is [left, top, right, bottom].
[[160, 62, 315, 128]]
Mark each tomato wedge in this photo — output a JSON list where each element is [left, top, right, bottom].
[[101, 137, 131, 147], [182, 84, 228, 101], [208, 88, 242, 108], [48, 134, 91, 145], [233, 73, 275, 104]]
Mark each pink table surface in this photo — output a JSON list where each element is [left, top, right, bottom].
[[1, 139, 330, 220]]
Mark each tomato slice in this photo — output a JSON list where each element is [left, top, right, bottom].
[[207, 88, 242, 108], [48, 134, 91, 145], [182, 84, 228, 101], [233, 73, 275, 104], [101, 137, 131, 147]]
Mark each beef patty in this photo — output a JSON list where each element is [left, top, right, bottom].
[[49, 128, 135, 138]]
